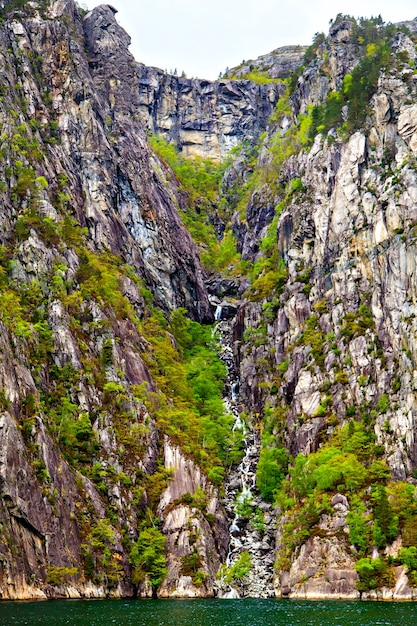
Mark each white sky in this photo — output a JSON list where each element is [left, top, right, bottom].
[[84, 1, 417, 80]]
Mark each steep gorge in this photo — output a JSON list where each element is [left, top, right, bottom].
[[1, 0, 417, 603]]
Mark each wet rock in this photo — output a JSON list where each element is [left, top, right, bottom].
[[206, 277, 240, 298], [218, 587, 240, 599]]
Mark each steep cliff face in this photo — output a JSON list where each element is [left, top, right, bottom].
[[229, 16, 417, 599], [135, 66, 281, 160], [0, 0, 230, 600], [235, 18, 417, 476], [2, 0, 211, 320]]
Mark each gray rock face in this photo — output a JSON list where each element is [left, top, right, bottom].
[[233, 24, 417, 470], [0, 0, 216, 600], [290, 20, 360, 115], [81, 4, 212, 321], [135, 66, 282, 160], [279, 535, 359, 599], [227, 18, 417, 599], [226, 45, 307, 80], [158, 440, 228, 598]]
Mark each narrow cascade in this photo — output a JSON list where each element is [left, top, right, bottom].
[[214, 312, 276, 598], [215, 305, 223, 321]]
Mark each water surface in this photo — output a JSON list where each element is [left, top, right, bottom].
[[2, 598, 417, 625]]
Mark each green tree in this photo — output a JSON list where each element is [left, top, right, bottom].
[[224, 551, 252, 583], [371, 484, 398, 548], [130, 527, 167, 594], [256, 447, 288, 501]]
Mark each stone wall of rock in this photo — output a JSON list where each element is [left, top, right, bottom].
[[135, 66, 282, 160], [235, 29, 417, 471], [0, 0, 217, 600], [225, 45, 306, 80], [157, 440, 228, 598], [229, 22, 417, 598]]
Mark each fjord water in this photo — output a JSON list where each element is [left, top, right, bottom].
[[2, 599, 417, 626]]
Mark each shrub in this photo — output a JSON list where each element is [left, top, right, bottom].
[[181, 549, 202, 577], [355, 557, 393, 592], [130, 527, 167, 591], [397, 547, 417, 572], [371, 485, 398, 548], [256, 447, 288, 501], [224, 551, 252, 583], [46, 566, 78, 585], [347, 505, 371, 555]]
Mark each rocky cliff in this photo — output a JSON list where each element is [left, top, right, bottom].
[[229, 15, 417, 599], [0, 0, 229, 600], [225, 45, 306, 80], [85, 4, 281, 161], [135, 66, 281, 160], [2, 0, 417, 603]]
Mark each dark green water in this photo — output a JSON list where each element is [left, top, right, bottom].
[[1, 599, 417, 626]]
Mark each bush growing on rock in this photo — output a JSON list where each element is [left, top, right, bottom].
[[130, 527, 167, 592]]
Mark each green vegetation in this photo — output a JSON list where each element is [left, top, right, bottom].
[[308, 18, 400, 138], [130, 526, 167, 593], [81, 518, 124, 588], [141, 307, 243, 475], [180, 549, 207, 587], [149, 135, 242, 273], [0, 0, 50, 19], [355, 557, 394, 592], [46, 565, 78, 586], [249, 88, 314, 195], [256, 445, 288, 502], [271, 416, 417, 587], [218, 551, 252, 584], [397, 547, 417, 586], [225, 67, 285, 85]]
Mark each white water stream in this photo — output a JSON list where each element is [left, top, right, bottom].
[[214, 311, 275, 597]]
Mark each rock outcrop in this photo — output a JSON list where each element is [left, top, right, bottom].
[[226, 45, 306, 80], [135, 66, 282, 160], [157, 440, 228, 598]]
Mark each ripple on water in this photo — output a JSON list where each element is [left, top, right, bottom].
[[2, 598, 417, 626]]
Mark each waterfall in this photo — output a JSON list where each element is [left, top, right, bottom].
[[214, 309, 276, 598], [215, 305, 223, 321]]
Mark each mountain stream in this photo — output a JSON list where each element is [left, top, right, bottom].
[[213, 306, 276, 598]]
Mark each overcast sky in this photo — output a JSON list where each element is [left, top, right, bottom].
[[84, 1, 417, 79]]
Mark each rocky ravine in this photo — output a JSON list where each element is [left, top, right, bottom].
[[2, 0, 417, 602], [212, 304, 276, 598]]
